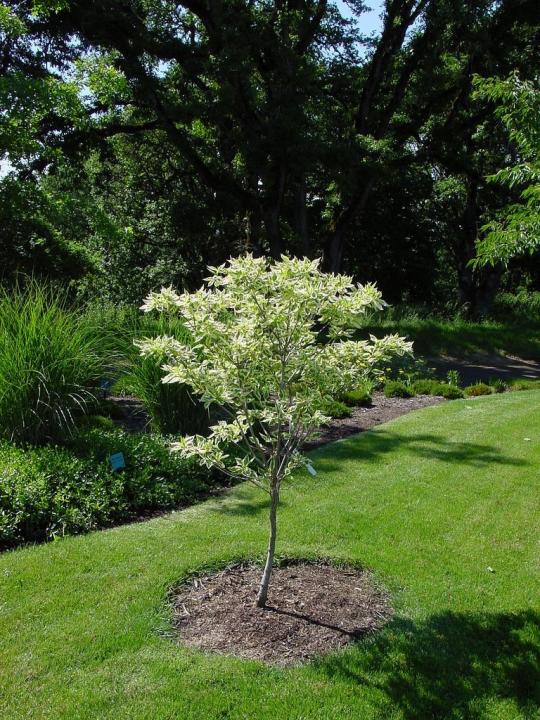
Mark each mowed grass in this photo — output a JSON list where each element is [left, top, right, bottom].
[[361, 316, 540, 359], [1, 392, 539, 720]]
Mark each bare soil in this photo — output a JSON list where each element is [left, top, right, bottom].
[[304, 391, 443, 449], [171, 561, 392, 666]]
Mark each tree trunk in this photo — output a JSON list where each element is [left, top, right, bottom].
[[264, 210, 282, 259], [246, 209, 262, 256], [454, 179, 503, 317], [295, 178, 310, 256], [255, 486, 279, 608], [324, 181, 374, 273], [455, 180, 479, 315]]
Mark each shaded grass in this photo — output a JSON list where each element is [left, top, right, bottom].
[[0, 392, 539, 719], [360, 316, 540, 359]]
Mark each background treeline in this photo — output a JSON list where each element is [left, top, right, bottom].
[[1, 0, 539, 315]]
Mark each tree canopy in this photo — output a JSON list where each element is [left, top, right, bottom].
[[1, 1, 539, 311]]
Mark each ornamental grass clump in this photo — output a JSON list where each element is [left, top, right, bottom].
[[0, 283, 111, 445], [138, 255, 412, 607]]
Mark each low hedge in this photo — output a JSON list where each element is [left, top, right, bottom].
[[411, 379, 464, 399], [464, 383, 493, 397], [0, 429, 213, 548], [321, 399, 353, 420], [383, 381, 413, 398], [341, 382, 373, 407]]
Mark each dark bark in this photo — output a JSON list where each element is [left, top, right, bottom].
[[455, 180, 502, 317], [324, 181, 374, 273], [295, 178, 309, 256]]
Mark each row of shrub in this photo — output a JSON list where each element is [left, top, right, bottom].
[[321, 374, 540, 421], [0, 428, 216, 548], [383, 376, 540, 400]]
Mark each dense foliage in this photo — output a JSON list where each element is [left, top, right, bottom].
[[139, 255, 411, 605], [1, 1, 539, 313], [474, 74, 540, 266], [0, 282, 112, 444], [0, 429, 213, 547]]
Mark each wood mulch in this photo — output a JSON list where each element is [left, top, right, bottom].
[[171, 561, 392, 665], [304, 391, 443, 449]]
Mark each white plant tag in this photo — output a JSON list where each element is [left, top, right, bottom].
[[306, 463, 317, 476]]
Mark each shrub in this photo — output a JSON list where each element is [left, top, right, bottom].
[[0, 282, 113, 444], [492, 289, 540, 322], [464, 383, 493, 397], [488, 378, 508, 394], [437, 383, 464, 400], [508, 379, 540, 391], [0, 442, 123, 546], [66, 429, 213, 512], [411, 379, 438, 395], [321, 400, 353, 420], [411, 379, 463, 399], [384, 380, 414, 398], [341, 381, 373, 407], [0, 430, 212, 548]]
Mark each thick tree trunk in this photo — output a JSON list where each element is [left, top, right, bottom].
[[454, 179, 502, 317], [455, 180, 480, 314], [295, 179, 310, 256], [264, 210, 282, 259], [255, 487, 279, 608], [324, 182, 374, 273], [263, 162, 287, 259], [246, 209, 262, 256], [326, 226, 345, 274]]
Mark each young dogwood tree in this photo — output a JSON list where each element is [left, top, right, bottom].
[[138, 255, 411, 607]]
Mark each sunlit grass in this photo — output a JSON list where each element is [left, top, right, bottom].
[[0, 392, 538, 719]]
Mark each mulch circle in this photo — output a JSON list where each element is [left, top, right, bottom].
[[171, 561, 392, 666]]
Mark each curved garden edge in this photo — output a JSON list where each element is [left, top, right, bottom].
[[1, 391, 538, 719]]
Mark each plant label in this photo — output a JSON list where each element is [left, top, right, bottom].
[[110, 452, 126, 471], [306, 463, 317, 476]]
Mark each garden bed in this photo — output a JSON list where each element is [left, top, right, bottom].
[[305, 392, 444, 449], [171, 561, 391, 665]]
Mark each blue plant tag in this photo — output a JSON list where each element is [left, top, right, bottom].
[[306, 463, 317, 476], [100, 377, 113, 398], [109, 452, 125, 471]]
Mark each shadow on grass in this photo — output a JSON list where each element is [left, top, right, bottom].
[[313, 429, 528, 473], [314, 610, 540, 719], [211, 491, 273, 516], [362, 320, 540, 360], [210, 430, 527, 517]]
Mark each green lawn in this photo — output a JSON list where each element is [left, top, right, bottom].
[[1, 392, 539, 719], [362, 317, 540, 359]]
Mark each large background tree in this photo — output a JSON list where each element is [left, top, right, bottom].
[[1, 0, 539, 308]]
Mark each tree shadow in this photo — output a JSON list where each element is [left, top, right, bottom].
[[313, 430, 528, 473], [362, 320, 540, 361], [210, 430, 527, 516], [210, 487, 273, 516], [314, 610, 540, 719]]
